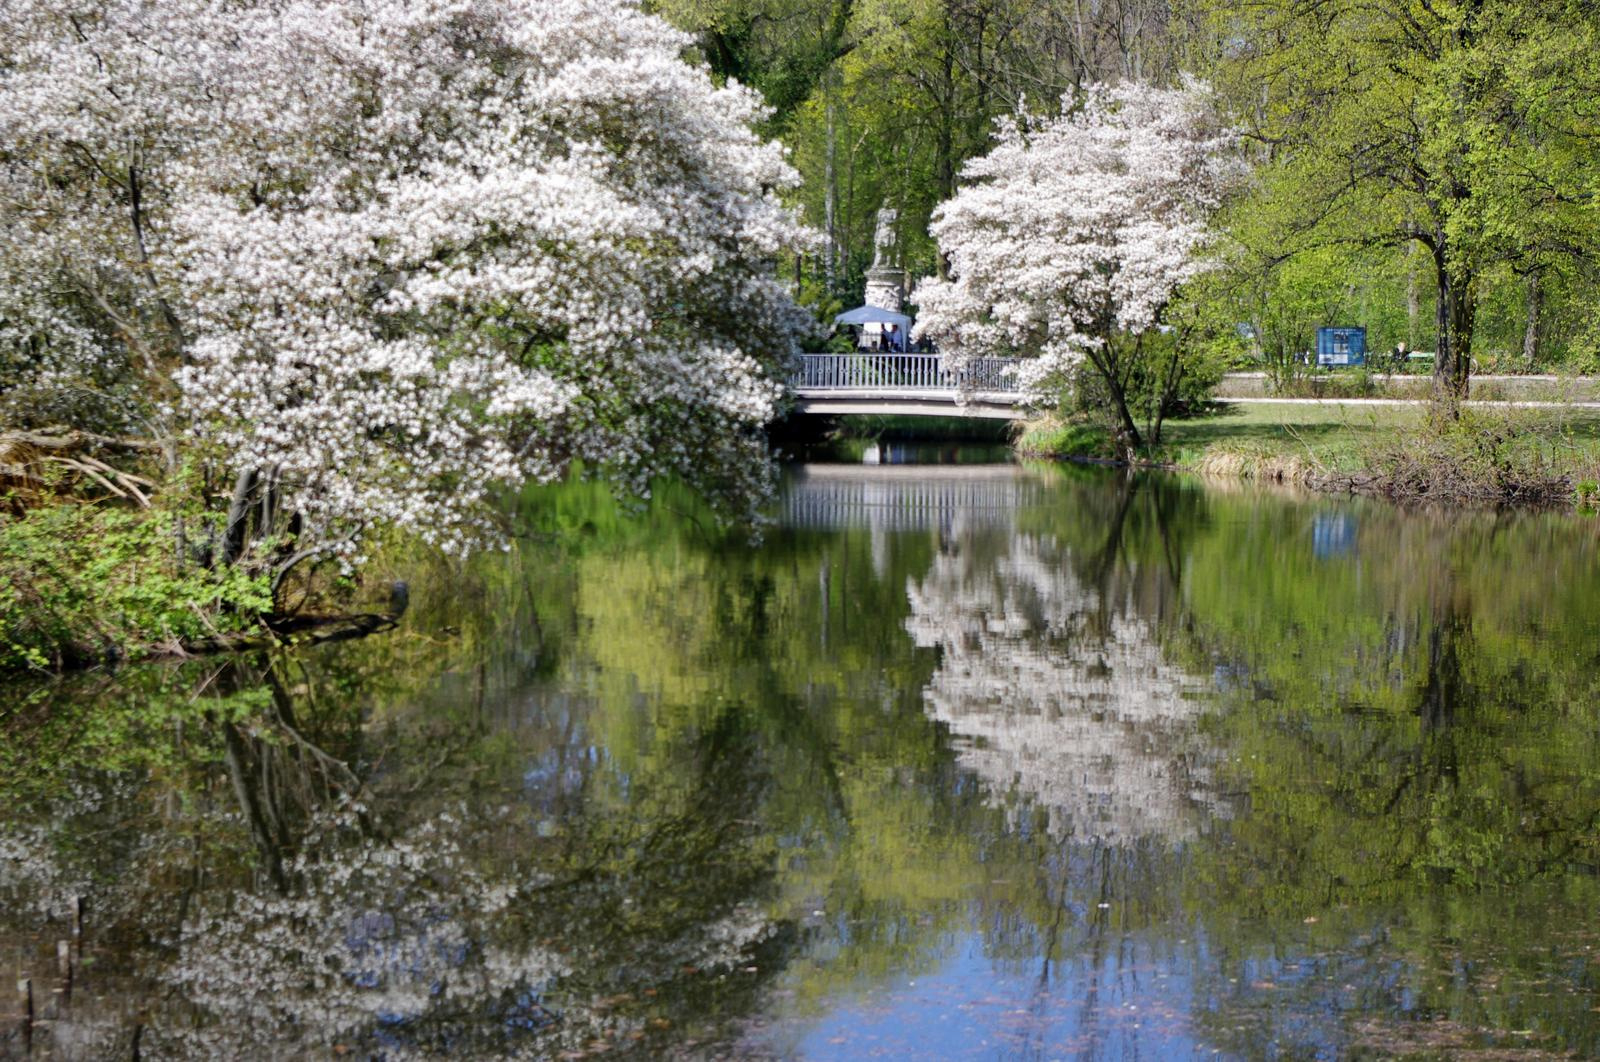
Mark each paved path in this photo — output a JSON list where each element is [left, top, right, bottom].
[[1218, 397, 1600, 410], [1221, 372, 1600, 384]]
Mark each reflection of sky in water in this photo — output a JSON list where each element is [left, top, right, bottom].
[[765, 931, 1212, 1059], [757, 925, 1434, 1060]]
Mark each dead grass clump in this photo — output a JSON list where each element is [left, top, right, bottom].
[[1192, 446, 1319, 485], [1361, 412, 1573, 506]]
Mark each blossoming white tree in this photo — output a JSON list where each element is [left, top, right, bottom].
[[912, 81, 1240, 459], [0, 0, 813, 589]]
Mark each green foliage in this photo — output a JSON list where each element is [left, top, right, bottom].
[[1216, 242, 1422, 388], [1190, 0, 1600, 382], [791, 271, 849, 352], [0, 504, 272, 673]]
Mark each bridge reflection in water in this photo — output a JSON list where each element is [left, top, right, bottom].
[[781, 462, 1047, 533]]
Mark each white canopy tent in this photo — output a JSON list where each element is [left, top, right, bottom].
[[833, 305, 912, 329], [833, 305, 913, 351]]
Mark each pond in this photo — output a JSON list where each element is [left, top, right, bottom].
[[5, 456, 1600, 1059]]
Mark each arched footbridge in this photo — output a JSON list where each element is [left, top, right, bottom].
[[789, 354, 1026, 419]]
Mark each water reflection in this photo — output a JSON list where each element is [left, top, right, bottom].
[[1, 658, 791, 1058], [783, 464, 1044, 533], [6, 466, 1600, 1058], [907, 529, 1224, 843]]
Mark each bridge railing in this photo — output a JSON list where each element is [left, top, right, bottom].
[[792, 353, 1022, 393]]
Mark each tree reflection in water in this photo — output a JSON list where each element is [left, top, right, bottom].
[[9, 467, 1600, 1058], [907, 527, 1227, 844], [1, 656, 793, 1059]]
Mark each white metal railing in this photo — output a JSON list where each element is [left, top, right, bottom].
[[791, 353, 1022, 394]]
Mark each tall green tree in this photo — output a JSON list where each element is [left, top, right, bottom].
[[1190, 0, 1600, 403], [658, 0, 1191, 302]]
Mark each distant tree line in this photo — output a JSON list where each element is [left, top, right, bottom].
[[655, 0, 1600, 393]]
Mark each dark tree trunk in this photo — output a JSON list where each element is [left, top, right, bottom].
[[825, 93, 838, 291], [1103, 368, 1144, 460], [1431, 241, 1475, 409], [1406, 240, 1420, 351], [934, 95, 955, 281], [1113, 396, 1143, 459], [934, 3, 958, 228], [221, 467, 260, 568], [1523, 272, 1541, 368], [1149, 334, 1185, 447], [1419, 611, 1467, 733], [1085, 326, 1144, 461]]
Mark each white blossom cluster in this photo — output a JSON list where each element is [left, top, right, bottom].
[[912, 80, 1241, 400], [0, 0, 814, 554]]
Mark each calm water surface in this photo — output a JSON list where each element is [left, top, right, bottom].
[[6, 457, 1600, 1059]]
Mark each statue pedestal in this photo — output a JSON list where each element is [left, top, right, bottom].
[[864, 266, 906, 312]]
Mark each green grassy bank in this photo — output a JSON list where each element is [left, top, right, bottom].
[[0, 504, 274, 673], [1018, 402, 1600, 505]]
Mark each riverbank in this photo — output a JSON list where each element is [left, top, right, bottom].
[[1214, 371, 1600, 403], [1017, 401, 1600, 505], [0, 499, 402, 675]]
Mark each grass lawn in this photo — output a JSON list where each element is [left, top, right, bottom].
[[1018, 401, 1600, 494], [1157, 403, 1425, 471]]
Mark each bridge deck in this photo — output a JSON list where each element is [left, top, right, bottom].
[[789, 354, 1026, 418]]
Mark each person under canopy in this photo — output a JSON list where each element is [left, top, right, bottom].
[[832, 305, 913, 352]]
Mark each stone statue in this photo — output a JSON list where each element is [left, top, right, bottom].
[[864, 203, 907, 313], [871, 207, 898, 269]]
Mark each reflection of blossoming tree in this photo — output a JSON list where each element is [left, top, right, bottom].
[[0, 666, 790, 1059], [906, 532, 1227, 845]]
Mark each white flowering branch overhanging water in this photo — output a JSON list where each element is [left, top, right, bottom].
[[0, 0, 816, 585], [913, 80, 1244, 457]]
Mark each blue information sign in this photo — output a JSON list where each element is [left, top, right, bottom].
[[1316, 326, 1367, 367]]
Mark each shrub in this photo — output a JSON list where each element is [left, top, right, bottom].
[[1360, 410, 1573, 505], [1270, 369, 1376, 399], [1015, 420, 1113, 459], [0, 503, 271, 673]]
